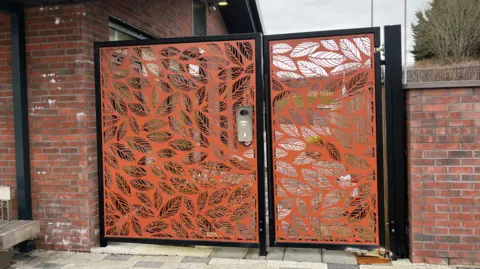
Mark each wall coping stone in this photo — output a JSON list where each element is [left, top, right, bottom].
[[403, 80, 480, 90]]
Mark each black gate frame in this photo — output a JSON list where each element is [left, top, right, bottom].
[[264, 27, 386, 251], [94, 33, 267, 255]]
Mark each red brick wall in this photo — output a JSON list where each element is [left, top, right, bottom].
[[0, 15, 17, 218], [406, 86, 480, 265], [0, 1, 227, 251]]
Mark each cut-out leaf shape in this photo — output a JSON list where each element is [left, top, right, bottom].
[[325, 142, 341, 161], [198, 56, 230, 70], [232, 76, 251, 99], [332, 128, 353, 149], [228, 184, 252, 204], [245, 63, 254, 74], [272, 43, 292, 54], [293, 152, 316, 165], [290, 42, 320, 57], [125, 136, 152, 153], [351, 114, 373, 135], [180, 46, 202, 61], [144, 221, 169, 233], [104, 126, 117, 143], [119, 222, 129, 235], [127, 77, 150, 90], [278, 138, 306, 151], [308, 51, 347, 67], [302, 168, 332, 189], [297, 60, 329, 77], [167, 74, 197, 91], [225, 43, 244, 66], [348, 204, 369, 221], [146, 132, 172, 143], [187, 64, 209, 84], [276, 161, 298, 177], [168, 116, 187, 137], [275, 148, 288, 158], [133, 47, 157, 61], [340, 39, 362, 62], [136, 192, 153, 208], [296, 198, 309, 217], [108, 93, 128, 117], [344, 153, 370, 169], [103, 115, 119, 128], [277, 198, 293, 219], [323, 189, 344, 208], [115, 173, 131, 196], [300, 127, 317, 140], [281, 178, 312, 196], [273, 55, 297, 71], [321, 207, 346, 219], [237, 41, 253, 60], [146, 63, 162, 77], [156, 93, 179, 116], [158, 182, 175, 195], [183, 152, 207, 165], [197, 191, 208, 212], [123, 166, 147, 178], [128, 117, 140, 135], [113, 81, 132, 100], [104, 151, 119, 169], [142, 119, 167, 132], [331, 62, 362, 76], [171, 220, 189, 238], [353, 37, 371, 56], [228, 156, 252, 170], [276, 72, 308, 88], [208, 187, 230, 206], [131, 217, 142, 236], [168, 139, 193, 151], [164, 161, 185, 176], [311, 192, 323, 212], [214, 219, 234, 234], [196, 214, 214, 236], [158, 196, 182, 219], [111, 192, 130, 215], [205, 206, 231, 218], [313, 161, 347, 177], [282, 220, 300, 239], [207, 43, 223, 55], [160, 47, 180, 57], [156, 80, 172, 93], [347, 71, 369, 93], [116, 122, 127, 141], [219, 67, 244, 80], [194, 110, 210, 135], [272, 79, 284, 92], [321, 39, 339, 51], [109, 143, 135, 162], [170, 177, 199, 194], [130, 179, 155, 191], [157, 148, 177, 158], [230, 202, 250, 221], [183, 196, 195, 217], [346, 92, 366, 113], [180, 213, 195, 230]]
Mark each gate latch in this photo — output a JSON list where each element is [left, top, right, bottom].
[[236, 106, 253, 144]]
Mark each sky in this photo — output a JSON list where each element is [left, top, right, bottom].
[[256, 0, 431, 66]]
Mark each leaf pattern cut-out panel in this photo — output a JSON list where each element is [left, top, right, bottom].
[[268, 34, 379, 245], [99, 40, 258, 242]]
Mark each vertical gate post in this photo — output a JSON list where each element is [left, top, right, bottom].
[[384, 25, 408, 259], [10, 3, 34, 253]]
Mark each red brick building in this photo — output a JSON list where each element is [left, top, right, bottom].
[[0, 0, 260, 252]]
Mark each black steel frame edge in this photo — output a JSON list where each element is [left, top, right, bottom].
[[264, 27, 385, 250], [94, 33, 266, 252], [264, 27, 381, 47], [384, 25, 408, 259]]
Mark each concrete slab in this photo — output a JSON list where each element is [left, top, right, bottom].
[[328, 263, 360, 269], [34, 263, 65, 269], [129, 244, 212, 257], [90, 242, 139, 255], [266, 247, 285, 260], [181, 256, 212, 263], [103, 254, 132, 261], [322, 250, 357, 265], [284, 248, 323, 263], [245, 248, 266, 260], [133, 260, 165, 268], [209, 247, 248, 259]]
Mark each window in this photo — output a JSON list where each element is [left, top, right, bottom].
[[109, 18, 155, 41], [192, 0, 207, 36]]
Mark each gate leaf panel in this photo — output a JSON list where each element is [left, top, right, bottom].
[[98, 39, 259, 243], [268, 34, 379, 245]]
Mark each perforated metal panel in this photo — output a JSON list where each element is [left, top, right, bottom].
[[192, 0, 207, 37]]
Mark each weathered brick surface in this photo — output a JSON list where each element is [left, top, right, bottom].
[[407, 87, 480, 265], [0, 1, 227, 251]]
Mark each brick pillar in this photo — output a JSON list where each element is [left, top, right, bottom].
[[26, 5, 97, 251], [406, 87, 480, 265]]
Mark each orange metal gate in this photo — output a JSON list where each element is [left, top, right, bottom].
[[95, 34, 265, 249], [265, 29, 384, 247]]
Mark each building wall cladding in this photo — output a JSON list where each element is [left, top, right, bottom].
[[406, 85, 480, 265], [0, 0, 227, 251]]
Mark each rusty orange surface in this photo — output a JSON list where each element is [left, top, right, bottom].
[[268, 34, 379, 244], [99, 40, 259, 242]]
